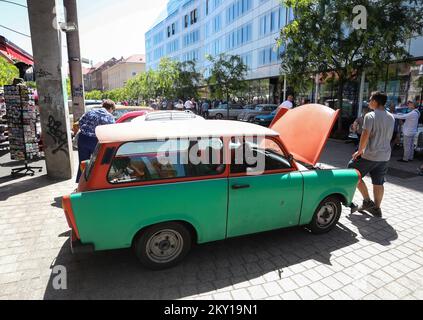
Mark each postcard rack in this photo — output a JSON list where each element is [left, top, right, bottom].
[[4, 84, 43, 176]]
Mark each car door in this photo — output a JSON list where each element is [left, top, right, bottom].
[[226, 136, 303, 238], [229, 105, 241, 118]]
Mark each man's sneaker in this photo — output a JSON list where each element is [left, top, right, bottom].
[[397, 159, 408, 163], [368, 207, 382, 218], [358, 199, 376, 212], [350, 202, 359, 213]]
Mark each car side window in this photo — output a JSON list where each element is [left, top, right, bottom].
[[230, 136, 292, 174], [108, 138, 226, 184]]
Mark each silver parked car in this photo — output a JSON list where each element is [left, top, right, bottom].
[[237, 104, 278, 122], [208, 104, 244, 119]]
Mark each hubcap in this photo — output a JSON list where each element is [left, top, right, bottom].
[[316, 202, 337, 228], [146, 229, 183, 263]]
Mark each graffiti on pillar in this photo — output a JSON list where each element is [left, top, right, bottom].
[[43, 95, 53, 104], [46, 115, 69, 156], [35, 68, 53, 78], [72, 85, 84, 98]]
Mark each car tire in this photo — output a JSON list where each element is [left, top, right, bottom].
[[133, 222, 192, 270], [307, 196, 342, 234], [248, 117, 255, 122], [215, 113, 223, 119]]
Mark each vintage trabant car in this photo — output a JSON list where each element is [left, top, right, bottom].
[[62, 104, 360, 270]]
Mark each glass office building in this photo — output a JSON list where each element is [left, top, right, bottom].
[[145, 0, 292, 104], [146, 0, 423, 110]]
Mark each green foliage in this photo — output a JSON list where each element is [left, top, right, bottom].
[[0, 57, 19, 86], [279, 0, 423, 127], [85, 57, 201, 104], [206, 54, 248, 100], [174, 60, 202, 100], [25, 81, 37, 89], [85, 90, 103, 100]]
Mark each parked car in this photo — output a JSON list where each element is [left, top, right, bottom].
[[62, 104, 359, 270], [237, 104, 278, 122], [112, 106, 154, 121], [324, 99, 353, 118], [132, 110, 205, 122], [254, 110, 277, 127], [208, 103, 244, 119], [116, 110, 151, 123]]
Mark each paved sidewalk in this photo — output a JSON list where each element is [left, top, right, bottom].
[[0, 141, 422, 300]]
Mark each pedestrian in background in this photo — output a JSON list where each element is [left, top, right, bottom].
[[348, 91, 394, 218], [175, 99, 184, 110], [277, 94, 294, 112], [389, 101, 401, 149], [76, 99, 116, 182], [394, 100, 420, 163], [184, 98, 194, 111], [201, 99, 210, 118], [351, 106, 370, 148]]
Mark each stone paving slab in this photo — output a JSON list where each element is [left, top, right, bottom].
[[0, 142, 422, 300]]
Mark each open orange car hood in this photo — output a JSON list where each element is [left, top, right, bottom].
[[270, 104, 340, 166]]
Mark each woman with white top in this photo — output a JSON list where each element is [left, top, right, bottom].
[[393, 100, 420, 162]]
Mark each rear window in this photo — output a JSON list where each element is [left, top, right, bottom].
[[108, 138, 225, 184]]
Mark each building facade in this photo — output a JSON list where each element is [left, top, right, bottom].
[[146, 0, 292, 104], [102, 54, 146, 91], [84, 58, 120, 91], [145, 0, 423, 114]]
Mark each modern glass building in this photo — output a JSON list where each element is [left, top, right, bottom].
[[146, 0, 423, 112], [145, 0, 293, 104]]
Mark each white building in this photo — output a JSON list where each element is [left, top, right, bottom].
[[102, 54, 146, 91]]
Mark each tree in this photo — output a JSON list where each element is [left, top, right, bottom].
[[156, 57, 180, 99], [279, 0, 423, 130], [85, 90, 102, 100], [0, 57, 19, 86], [175, 60, 202, 100], [206, 54, 248, 118]]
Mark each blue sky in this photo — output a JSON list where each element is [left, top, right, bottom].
[[0, 0, 168, 64]]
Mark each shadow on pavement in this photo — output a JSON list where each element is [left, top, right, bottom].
[[346, 212, 398, 246], [43, 223, 358, 300], [51, 196, 63, 209], [0, 174, 66, 201]]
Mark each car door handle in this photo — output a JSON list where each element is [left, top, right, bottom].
[[232, 184, 250, 190]]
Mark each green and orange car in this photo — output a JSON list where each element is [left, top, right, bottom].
[[62, 104, 360, 270]]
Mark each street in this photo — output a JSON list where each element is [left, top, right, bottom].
[[0, 140, 422, 300]]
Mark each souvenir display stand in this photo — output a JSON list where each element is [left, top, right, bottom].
[[4, 84, 43, 176]]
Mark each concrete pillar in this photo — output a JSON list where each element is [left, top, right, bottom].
[[27, 0, 74, 179], [64, 0, 85, 122]]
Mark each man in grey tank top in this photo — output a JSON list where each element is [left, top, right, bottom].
[[348, 92, 395, 217]]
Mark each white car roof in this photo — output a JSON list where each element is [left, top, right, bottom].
[[132, 110, 204, 122], [96, 120, 279, 143]]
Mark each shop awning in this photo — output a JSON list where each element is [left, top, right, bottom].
[[0, 36, 33, 65]]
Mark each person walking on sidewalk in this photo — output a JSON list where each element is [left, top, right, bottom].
[[393, 100, 420, 163], [348, 92, 394, 217], [76, 99, 116, 182]]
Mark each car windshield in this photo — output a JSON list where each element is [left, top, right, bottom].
[[254, 106, 264, 111]]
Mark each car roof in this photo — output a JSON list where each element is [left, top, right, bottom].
[[96, 120, 279, 143], [133, 110, 204, 122]]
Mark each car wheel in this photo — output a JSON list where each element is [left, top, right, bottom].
[[215, 113, 223, 119], [307, 196, 341, 234], [133, 222, 191, 270], [248, 117, 255, 122]]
